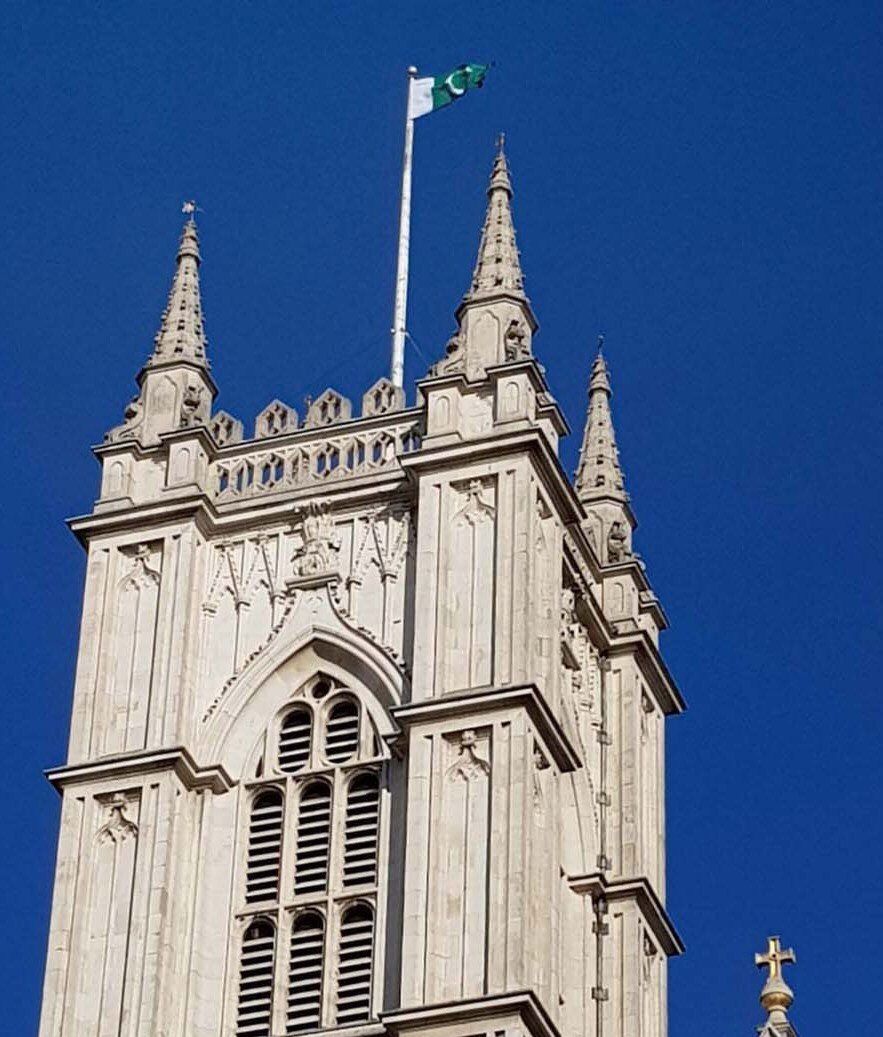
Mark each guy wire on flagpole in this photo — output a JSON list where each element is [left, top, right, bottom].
[[390, 65, 418, 389]]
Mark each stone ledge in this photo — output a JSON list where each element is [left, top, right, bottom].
[[46, 745, 233, 795], [568, 871, 685, 957], [390, 683, 580, 773], [382, 991, 561, 1037]]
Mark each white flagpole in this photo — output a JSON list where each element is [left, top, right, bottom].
[[390, 66, 418, 389]]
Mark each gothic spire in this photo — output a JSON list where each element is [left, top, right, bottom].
[[462, 135, 530, 309], [146, 210, 209, 370], [575, 340, 628, 505]]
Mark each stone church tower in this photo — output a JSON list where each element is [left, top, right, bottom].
[[38, 142, 685, 1037]]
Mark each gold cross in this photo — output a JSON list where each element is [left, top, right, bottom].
[[755, 936, 796, 981]]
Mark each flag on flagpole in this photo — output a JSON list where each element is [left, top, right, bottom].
[[407, 63, 490, 119]]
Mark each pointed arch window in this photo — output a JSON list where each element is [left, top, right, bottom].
[[233, 677, 385, 1034]]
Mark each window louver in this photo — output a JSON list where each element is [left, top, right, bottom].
[[343, 774, 380, 887], [237, 920, 276, 1037], [335, 904, 374, 1026], [295, 782, 332, 893], [246, 790, 283, 904], [325, 699, 359, 763], [287, 912, 325, 1034], [279, 709, 312, 774]]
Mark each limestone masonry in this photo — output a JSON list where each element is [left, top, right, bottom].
[[38, 142, 687, 1037]]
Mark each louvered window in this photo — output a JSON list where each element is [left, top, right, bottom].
[[237, 920, 276, 1037], [246, 790, 283, 904], [335, 904, 374, 1026], [343, 774, 379, 887], [237, 679, 384, 1033], [279, 708, 312, 773], [287, 911, 324, 1034], [295, 781, 332, 894], [325, 699, 359, 763]]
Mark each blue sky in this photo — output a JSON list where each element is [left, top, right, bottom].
[[2, 2, 881, 1033]]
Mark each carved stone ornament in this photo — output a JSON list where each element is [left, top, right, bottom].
[[430, 330, 466, 377], [179, 383, 204, 428], [446, 729, 491, 783], [96, 794, 139, 845], [209, 410, 244, 446], [105, 394, 144, 442], [123, 544, 161, 590], [504, 318, 530, 361], [454, 479, 495, 527], [607, 520, 629, 563], [291, 500, 341, 578]]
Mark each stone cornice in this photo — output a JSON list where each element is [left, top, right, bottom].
[[383, 991, 561, 1037], [68, 475, 414, 547], [135, 356, 219, 394], [46, 746, 233, 795], [400, 425, 583, 525], [390, 683, 581, 773], [568, 872, 685, 957], [606, 632, 686, 715]]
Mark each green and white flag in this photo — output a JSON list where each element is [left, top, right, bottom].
[[407, 63, 489, 119]]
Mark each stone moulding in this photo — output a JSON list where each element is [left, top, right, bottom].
[[46, 746, 233, 795], [568, 872, 685, 958], [390, 683, 580, 773], [382, 991, 562, 1037]]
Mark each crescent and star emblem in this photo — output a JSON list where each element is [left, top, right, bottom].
[[444, 67, 468, 97]]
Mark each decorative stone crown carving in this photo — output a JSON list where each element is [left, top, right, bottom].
[[209, 410, 244, 446], [361, 378, 404, 417], [305, 389, 352, 428], [255, 399, 298, 438]]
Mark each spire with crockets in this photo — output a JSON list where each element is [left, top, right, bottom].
[[106, 204, 216, 445], [575, 338, 628, 505], [575, 339, 635, 564], [432, 138, 539, 380], [464, 135, 527, 303], [146, 210, 209, 370]]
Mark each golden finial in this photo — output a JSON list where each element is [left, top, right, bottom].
[[755, 936, 796, 1030]]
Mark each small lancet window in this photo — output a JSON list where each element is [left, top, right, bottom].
[[343, 773, 380, 887], [324, 698, 359, 763], [237, 919, 276, 1037], [287, 911, 325, 1034], [245, 789, 284, 905], [335, 904, 375, 1026], [294, 781, 332, 894], [278, 707, 312, 773]]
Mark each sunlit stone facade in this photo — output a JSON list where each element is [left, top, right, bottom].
[[38, 144, 684, 1037]]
